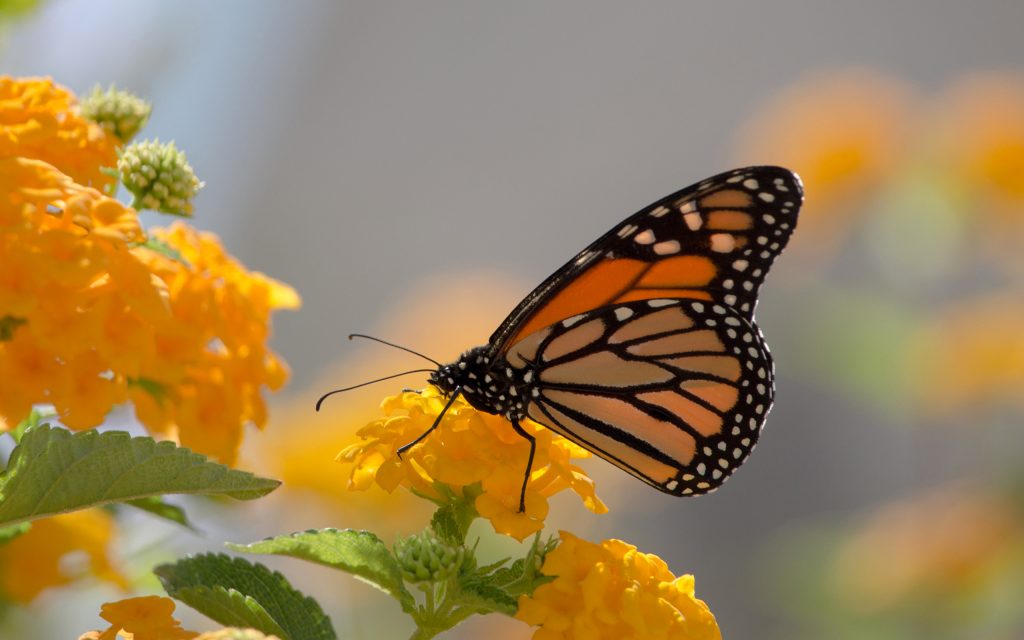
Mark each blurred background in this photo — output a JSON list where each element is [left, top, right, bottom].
[[3, 1, 1024, 638]]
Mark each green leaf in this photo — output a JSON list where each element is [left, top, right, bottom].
[[126, 496, 196, 530], [0, 522, 30, 546], [457, 581, 519, 615], [0, 315, 26, 341], [0, 424, 280, 528], [155, 553, 335, 640], [228, 528, 415, 613], [430, 506, 462, 546], [133, 237, 189, 266], [127, 376, 170, 405]]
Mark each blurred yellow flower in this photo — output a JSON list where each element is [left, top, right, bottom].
[[935, 71, 1024, 205], [0, 76, 118, 188], [79, 595, 282, 640], [338, 388, 606, 541], [906, 294, 1024, 414], [734, 69, 916, 259], [79, 596, 198, 640], [516, 531, 721, 640], [933, 71, 1024, 277], [0, 509, 129, 604], [831, 486, 1021, 614]]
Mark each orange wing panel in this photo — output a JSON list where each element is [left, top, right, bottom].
[[507, 258, 646, 344]]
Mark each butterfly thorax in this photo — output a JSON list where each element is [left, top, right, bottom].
[[430, 345, 532, 420]]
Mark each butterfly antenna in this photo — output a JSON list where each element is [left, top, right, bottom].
[[348, 333, 442, 367], [315, 369, 435, 412]]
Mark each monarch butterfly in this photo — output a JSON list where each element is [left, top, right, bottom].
[[326, 166, 802, 511]]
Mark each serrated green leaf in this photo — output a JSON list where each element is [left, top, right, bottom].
[[430, 506, 462, 545], [457, 581, 518, 616], [228, 528, 415, 613], [0, 522, 30, 545], [155, 553, 335, 640], [173, 585, 287, 638], [0, 425, 280, 528], [126, 496, 196, 530]]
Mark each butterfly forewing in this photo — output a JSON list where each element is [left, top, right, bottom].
[[507, 297, 774, 496], [490, 166, 802, 353]]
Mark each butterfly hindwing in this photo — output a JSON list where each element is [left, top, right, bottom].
[[506, 297, 774, 496], [491, 166, 802, 352]]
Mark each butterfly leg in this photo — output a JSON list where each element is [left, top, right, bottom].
[[397, 389, 462, 459], [509, 418, 536, 513]]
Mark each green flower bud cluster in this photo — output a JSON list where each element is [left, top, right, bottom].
[[118, 140, 203, 216], [80, 85, 152, 142], [395, 530, 466, 584]]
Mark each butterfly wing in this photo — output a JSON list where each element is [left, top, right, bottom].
[[489, 166, 802, 353], [505, 297, 773, 495]]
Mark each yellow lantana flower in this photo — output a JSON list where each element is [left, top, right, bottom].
[[338, 388, 606, 541], [1, 75, 299, 463], [78, 595, 283, 640], [0, 76, 118, 188], [79, 596, 198, 640], [129, 222, 300, 463], [0, 509, 129, 604], [516, 531, 721, 640]]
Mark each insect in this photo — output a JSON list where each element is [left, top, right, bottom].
[[322, 166, 802, 511]]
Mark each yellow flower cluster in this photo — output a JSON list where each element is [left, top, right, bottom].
[[516, 531, 722, 640], [0, 509, 128, 604], [0, 77, 118, 188], [0, 76, 299, 463], [79, 596, 281, 640], [338, 388, 606, 540]]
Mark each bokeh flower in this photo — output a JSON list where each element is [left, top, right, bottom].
[[78, 596, 282, 640], [831, 485, 1023, 614], [338, 388, 606, 541], [932, 71, 1024, 277], [0, 76, 118, 188], [516, 531, 721, 640], [0, 509, 129, 604], [734, 69, 917, 260], [906, 294, 1024, 415]]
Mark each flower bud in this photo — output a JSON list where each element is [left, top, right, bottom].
[[118, 140, 203, 216], [394, 530, 465, 584], [80, 85, 152, 142]]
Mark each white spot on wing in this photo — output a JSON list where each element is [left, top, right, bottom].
[[653, 240, 681, 255], [634, 229, 656, 244]]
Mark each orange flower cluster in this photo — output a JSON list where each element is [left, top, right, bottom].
[[0, 509, 129, 604], [79, 596, 281, 640], [0, 76, 299, 463], [516, 531, 721, 640], [0, 76, 118, 189], [338, 388, 606, 540]]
